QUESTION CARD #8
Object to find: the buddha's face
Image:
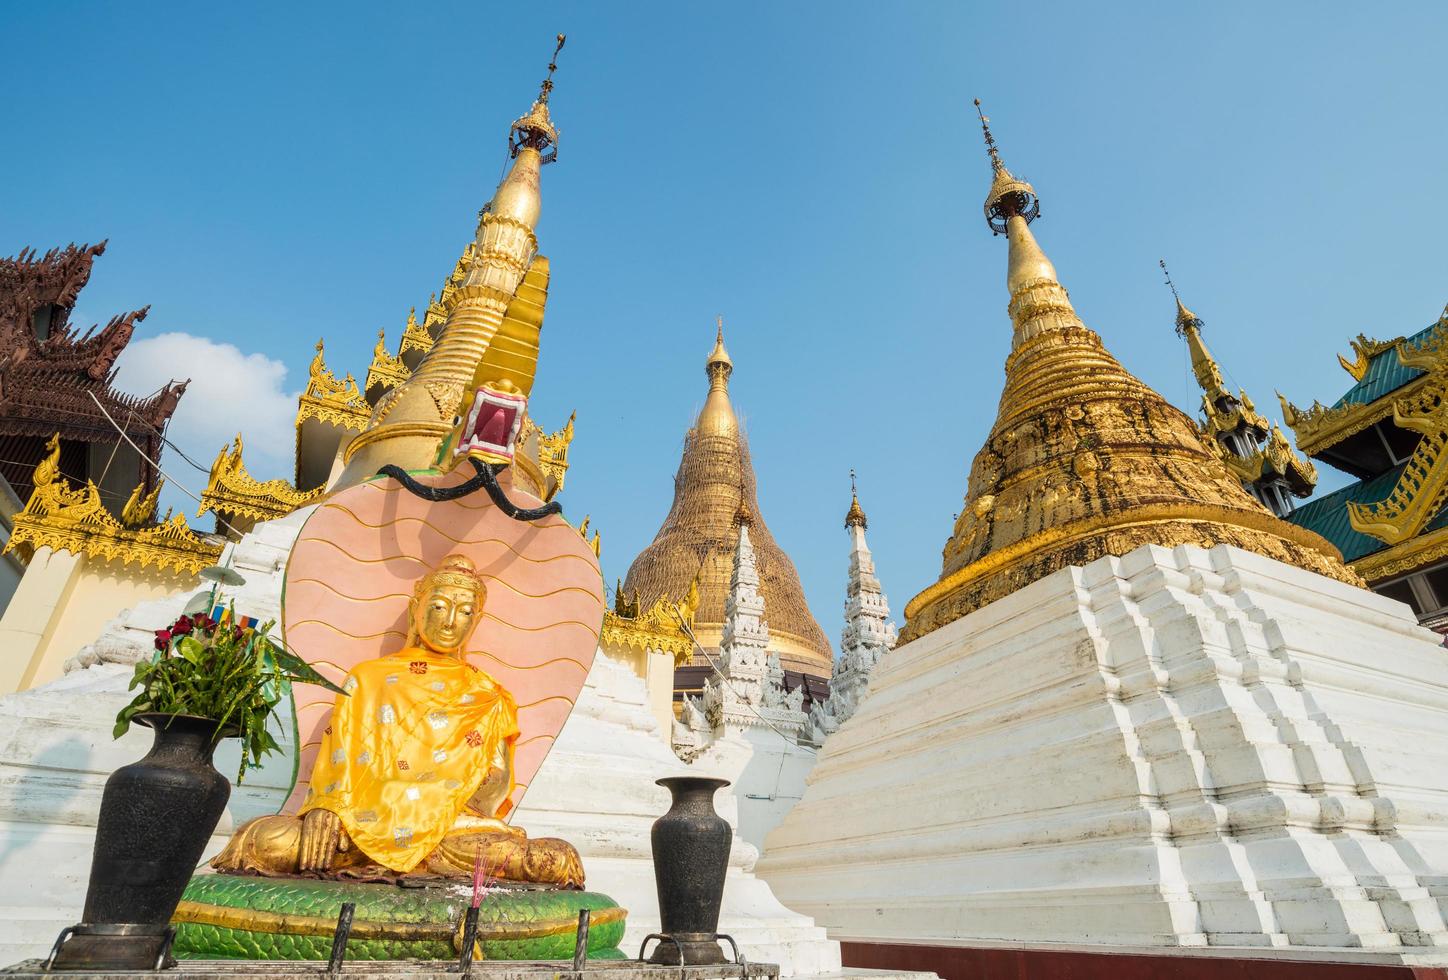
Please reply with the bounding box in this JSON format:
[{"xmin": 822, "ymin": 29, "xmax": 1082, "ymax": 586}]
[{"xmin": 413, "ymin": 583, "xmax": 481, "ymax": 655}]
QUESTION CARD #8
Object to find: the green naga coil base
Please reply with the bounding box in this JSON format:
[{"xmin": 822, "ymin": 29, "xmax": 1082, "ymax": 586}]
[{"xmin": 172, "ymin": 875, "xmax": 627, "ymax": 961}]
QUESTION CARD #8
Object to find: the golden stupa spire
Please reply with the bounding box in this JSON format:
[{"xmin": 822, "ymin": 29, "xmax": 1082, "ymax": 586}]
[
  {"xmin": 698, "ymin": 315, "xmax": 737, "ymax": 437},
  {"xmin": 622, "ymin": 325, "xmax": 832, "ymax": 677},
  {"xmin": 1160, "ymin": 259, "xmax": 1230, "ymax": 407},
  {"xmin": 974, "ymin": 100, "xmax": 1078, "ymax": 349},
  {"xmin": 899, "ymin": 104, "xmax": 1358, "ymax": 641},
  {"xmin": 334, "ymin": 35, "xmax": 566, "ymax": 490},
  {"xmin": 845, "ymin": 469, "xmax": 867, "ymax": 529}
]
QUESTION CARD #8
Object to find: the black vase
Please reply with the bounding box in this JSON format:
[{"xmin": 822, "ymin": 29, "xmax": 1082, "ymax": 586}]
[
  {"xmin": 82, "ymin": 713, "xmax": 233, "ymax": 926},
  {"xmin": 648, "ymin": 776, "xmax": 732, "ymax": 966}
]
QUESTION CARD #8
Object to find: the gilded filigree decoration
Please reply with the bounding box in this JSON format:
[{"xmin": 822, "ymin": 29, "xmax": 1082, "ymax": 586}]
[
  {"xmin": 364, "ymin": 329, "xmax": 410, "ymax": 396},
  {"xmin": 1202, "ymin": 422, "xmax": 1317, "ymax": 493},
  {"xmin": 296, "ymin": 339, "xmax": 369, "ymax": 433},
  {"xmin": 398, "ymin": 307, "xmax": 433, "ymax": 357},
  {"xmin": 1346, "ymin": 318, "xmax": 1448, "ymax": 545},
  {"xmin": 1338, "ymin": 333, "xmax": 1404, "ymax": 381},
  {"xmin": 199, "ymin": 435, "xmax": 323, "ymax": 524},
  {"xmin": 601, "ymin": 579, "xmax": 700, "ymax": 668},
  {"xmin": 5, "ymin": 434, "xmax": 221, "ymax": 576},
  {"xmin": 536, "ymin": 412, "xmax": 574, "ymax": 498},
  {"xmin": 1277, "ymin": 390, "xmax": 1402, "ymax": 457},
  {"xmin": 1352, "ymin": 524, "xmax": 1448, "ymax": 584},
  {"xmin": 424, "ymin": 245, "xmax": 476, "ymax": 330}
]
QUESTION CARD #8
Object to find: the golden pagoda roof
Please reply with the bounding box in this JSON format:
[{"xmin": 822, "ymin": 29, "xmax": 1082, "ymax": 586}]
[
  {"xmin": 199, "ymin": 435, "xmax": 323, "ymax": 525},
  {"xmin": 296, "ymin": 339, "xmax": 369, "ymax": 434},
  {"xmin": 622, "ymin": 326, "xmax": 833, "ymax": 677},
  {"xmin": 5, "ymin": 434, "xmax": 221, "ymax": 576},
  {"xmin": 602, "ymin": 578, "xmax": 700, "ymax": 668},
  {"xmin": 901, "ymin": 111, "xmax": 1359, "ymax": 641},
  {"xmin": 364, "ymin": 328, "xmax": 411, "ymax": 397},
  {"xmin": 845, "ymin": 470, "xmax": 867, "ymax": 528}
]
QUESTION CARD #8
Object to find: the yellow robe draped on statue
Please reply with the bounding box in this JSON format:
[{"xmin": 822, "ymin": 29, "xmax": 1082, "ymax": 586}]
[{"xmin": 299, "ymin": 648, "xmax": 519, "ymax": 873}]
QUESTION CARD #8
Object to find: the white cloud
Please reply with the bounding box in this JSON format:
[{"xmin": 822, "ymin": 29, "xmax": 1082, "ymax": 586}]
[{"xmin": 113, "ymin": 332, "xmax": 299, "ymax": 507}]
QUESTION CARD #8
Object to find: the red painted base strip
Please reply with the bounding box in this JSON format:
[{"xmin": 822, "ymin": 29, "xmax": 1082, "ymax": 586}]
[{"xmin": 841, "ymin": 940, "xmax": 1448, "ymax": 980}]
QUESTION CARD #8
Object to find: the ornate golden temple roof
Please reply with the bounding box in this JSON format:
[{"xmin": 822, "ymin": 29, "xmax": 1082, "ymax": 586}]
[
  {"xmin": 900, "ymin": 106, "xmax": 1359, "ymax": 641},
  {"xmin": 199, "ymin": 435, "xmax": 323, "ymax": 529},
  {"xmin": 621, "ymin": 323, "xmax": 833, "ymax": 677},
  {"xmin": 5, "ymin": 434, "xmax": 222, "ymax": 576}
]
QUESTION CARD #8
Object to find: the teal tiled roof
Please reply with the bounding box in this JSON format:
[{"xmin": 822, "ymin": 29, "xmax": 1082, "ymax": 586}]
[
  {"xmin": 1289, "ymin": 465, "xmax": 1448, "ymax": 563},
  {"xmin": 1333, "ymin": 324, "xmax": 1436, "ymax": 409},
  {"xmin": 1288, "ymin": 468, "xmax": 1400, "ymax": 562}
]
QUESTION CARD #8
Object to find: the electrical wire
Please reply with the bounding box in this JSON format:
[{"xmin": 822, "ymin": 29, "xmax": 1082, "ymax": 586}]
[
  {"xmin": 671, "ymin": 608, "xmax": 817, "ymax": 755},
  {"xmin": 86, "ymin": 390, "xmax": 247, "ymax": 540}
]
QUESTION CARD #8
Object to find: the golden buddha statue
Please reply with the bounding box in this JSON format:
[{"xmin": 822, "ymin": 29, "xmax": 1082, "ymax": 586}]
[{"xmin": 212, "ymin": 554, "xmax": 584, "ymax": 887}]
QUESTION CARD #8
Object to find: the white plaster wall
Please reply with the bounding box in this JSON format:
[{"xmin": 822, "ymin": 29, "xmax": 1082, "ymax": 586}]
[
  {"xmin": 758, "ymin": 543, "xmax": 1448, "ymax": 953},
  {"xmin": 685, "ymin": 727, "xmax": 818, "ymax": 851}
]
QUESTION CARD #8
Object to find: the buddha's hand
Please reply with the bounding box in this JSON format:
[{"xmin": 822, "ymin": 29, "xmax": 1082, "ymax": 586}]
[{"xmin": 298, "ymin": 809, "xmax": 347, "ymax": 871}]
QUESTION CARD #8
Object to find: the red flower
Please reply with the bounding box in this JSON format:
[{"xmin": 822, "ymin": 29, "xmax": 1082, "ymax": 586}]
[
  {"xmin": 153, "ymin": 629, "xmax": 172, "ymax": 652},
  {"xmin": 191, "ymin": 613, "xmax": 216, "ymax": 632},
  {"xmin": 396, "ymin": 759, "xmax": 410, "ymax": 771},
  {"xmin": 409, "ymin": 661, "xmax": 428, "ymax": 674},
  {"xmin": 170, "ymin": 616, "xmax": 194, "ymax": 637},
  {"xmin": 464, "ymin": 730, "xmax": 483, "ymax": 748}
]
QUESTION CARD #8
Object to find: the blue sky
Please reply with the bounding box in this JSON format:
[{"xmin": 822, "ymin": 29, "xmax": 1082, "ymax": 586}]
[{"xmin": 5, "ymin": 2, "xmax": 1447, "ymax": 651}]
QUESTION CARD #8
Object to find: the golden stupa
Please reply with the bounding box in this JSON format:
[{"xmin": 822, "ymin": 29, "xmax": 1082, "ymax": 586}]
[
  {"xmin": 901, "ymin": 104, "xmax": 1357, "ymax": 641},
  {"xmin": 622, "ymin": 321, "xmax": 833, "ymax": 678}
]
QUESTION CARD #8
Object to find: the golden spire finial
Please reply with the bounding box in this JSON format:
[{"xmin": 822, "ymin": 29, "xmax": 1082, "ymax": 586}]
[
  {"xmin": 510, "ymin": 33, "xmax": 566, "ymax": 163},
  {"xmin": 538, "ymin": 34, "xmax": 566, "ymax": 104},
  {"xmin": 1160, "ymin": 259, "xmax": 1203, "ymax": 337},
  {"xmin": 698, "ymin": 317, "xmax": 738, "ymax": 437},
  {"xmin": 974, "ymin": 99, "xmax": 1005, "ymax": 175},
  {"xmin": 845, "ymin": 469, "xmax": 867, "ymax": 529},
  {"xmin": 706, "ymin": 315, "xmax": 733, "ymax": 379},
  {"xmin": 974, "ymin": 98, "xmax": 1039, "ymax": 234}
]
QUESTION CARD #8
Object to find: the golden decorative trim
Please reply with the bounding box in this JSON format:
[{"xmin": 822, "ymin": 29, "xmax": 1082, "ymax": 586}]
[
  {"xmin": 4, "ymin": 434, "xmax": 221, "ymax": 576},
  {"xmin": 1278, "ymin": 389, "xmax": 1406, "ymax": 457},
  {"xmin": 904, "ymin": 501, "xmax": 1358, "ymax": 642},
  {"xmin": 1345, "ymin": 321, "xmax": 1448, "ymax": 545},
  {"xmin": 1203, "ymin": 422, "xmax": 1317, "ymax": 492},
  {"xmin": 199, "ymin": 435, "xmax": 323, "ymax": 523},
  {"xmin": 1338, "ymin": 333, "xmax": 1404, "ymax": 381},
  {"xmin": 1351, "ymin": 524, "xmax": 1448, "ymax": 583},
  {"xmin": 603, "ymin": 579, "xmax": 699, "ymax": 668},
  {"xmin": 364, "ymin": 328, "xmax": 411, "ymax": 395},
  {"xmin": 296, "ymin": 339, "xmax": 369, "ymax": 434},
  {"xmin": 398, "ymin": 306, "xmax": 433, "ymax": 357}
]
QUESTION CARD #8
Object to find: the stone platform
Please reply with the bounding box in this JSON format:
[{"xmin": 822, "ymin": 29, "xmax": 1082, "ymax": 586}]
[
  {"xmin": 2, "ymin": 959, "xmax": 780, "ymax": 980},
  {"xmin": 841, "ymin": 938, "xmax": 1448, "ymax": 980},
  {"xmin": 1, "ymin": 963, "xmax": 932, "ymax": 980},
  {"xmin": 760, "ymin": 543, "xmax": 1448, "ymax": 952}
]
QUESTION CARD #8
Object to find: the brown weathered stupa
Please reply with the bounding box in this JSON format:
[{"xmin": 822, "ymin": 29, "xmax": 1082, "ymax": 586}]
[
  {"xmin": 901, "ymin": 105, "xmax": 1357, "ymax": 641},
  {"xmin": 623, "ymin": 322, "xmax": 833, "ymax": 679}
]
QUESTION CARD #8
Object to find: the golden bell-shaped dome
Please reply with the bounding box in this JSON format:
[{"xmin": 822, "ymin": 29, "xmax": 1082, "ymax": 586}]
[
  {"xmin": 901, "ymin": 113, "xmax": 1358, "ymax": 641},
  {"xmin": 622, "ymin": 324, "xmax": 832, "ymax": 677}
]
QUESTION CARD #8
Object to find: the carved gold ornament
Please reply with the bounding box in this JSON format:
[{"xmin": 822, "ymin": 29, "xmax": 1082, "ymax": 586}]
[
  {"xmin": 199, "ymin": 435, "xmax": 323, "ymax": 524},
  {"xmin": 5, "ymin": 434, "xmax": 221, "ymax": 576}
]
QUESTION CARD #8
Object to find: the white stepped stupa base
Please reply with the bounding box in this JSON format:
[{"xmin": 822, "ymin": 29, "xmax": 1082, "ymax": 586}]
[
  {"xmin": 0, "ymin": 511, "xmax": 840, "ymax": 975},
  {"xmin": 757, "ymin": 543, "xmax": 1448, "ymax": 958}
]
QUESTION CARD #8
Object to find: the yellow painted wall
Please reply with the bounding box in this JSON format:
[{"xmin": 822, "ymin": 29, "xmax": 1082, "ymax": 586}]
[{"xmin": 0, "ymin": 547, "xmax": 198, "ymax": 693}]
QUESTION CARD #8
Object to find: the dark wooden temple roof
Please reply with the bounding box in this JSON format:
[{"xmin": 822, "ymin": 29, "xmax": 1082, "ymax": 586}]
[{"xmin": 0, "ymin": 242, "xmax": 187, "ymax": 507}]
